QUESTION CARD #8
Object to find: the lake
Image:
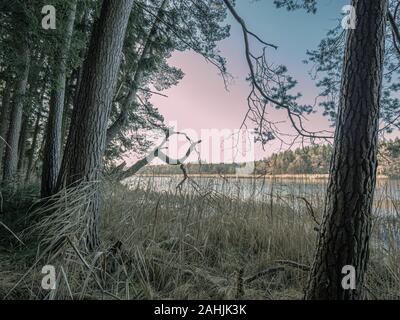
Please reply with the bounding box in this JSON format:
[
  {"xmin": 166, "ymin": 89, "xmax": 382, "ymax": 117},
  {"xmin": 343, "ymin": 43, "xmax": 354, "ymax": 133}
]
[{"xmin": 126, "ymin": 175, "xmax": 400, "ymax": 216}]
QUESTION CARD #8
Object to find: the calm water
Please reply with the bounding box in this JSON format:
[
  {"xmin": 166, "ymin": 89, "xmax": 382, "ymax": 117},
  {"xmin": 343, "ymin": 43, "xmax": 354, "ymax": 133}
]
[{"xmin": 126, "ymin": 176, "xmax": 400, "ymax": 215}]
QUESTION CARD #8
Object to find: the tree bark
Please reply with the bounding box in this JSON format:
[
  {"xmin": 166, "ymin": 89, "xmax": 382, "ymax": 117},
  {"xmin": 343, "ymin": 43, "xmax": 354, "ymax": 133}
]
[
  {"xmin": 106, "ymin": 0, "xmax": 169, "ymax": 146},
  {"xmin": 0, "ymin": 79, "xmax": 12, "ymax": 175},
  {"xmin": 60, "ymin": 76, "xmax": 75, "ymax": 155},
  {"xmin": 41, "ymin": 0, "xmax": 77, "ymax": 198},
  {"xmin": 17, "ymin": 114, "xmax": 28, "ymax": 173},
  {"xmin": 3, "ymin": 43, "xmax": 30, "ymax": 182},
  {"xmin": 305, "ymin": 0, "xmax": 387, "ymax": 300},
  {"xmin": 57, "ymin": 0, "xmax": 134, "ymax": 250},
  {"xmin": 25, "ymin": 110, "xmax": 42, "ymax": 182}
]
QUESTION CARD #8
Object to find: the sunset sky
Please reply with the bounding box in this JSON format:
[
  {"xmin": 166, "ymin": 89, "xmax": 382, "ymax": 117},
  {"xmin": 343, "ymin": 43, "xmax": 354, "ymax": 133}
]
[{"xmin": 146, "ymin": 0, "xmax": 396, "ymax": 164}]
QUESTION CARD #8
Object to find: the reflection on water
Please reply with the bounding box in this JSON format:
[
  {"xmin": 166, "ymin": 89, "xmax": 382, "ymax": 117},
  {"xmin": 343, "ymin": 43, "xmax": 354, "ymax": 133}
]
[{"xmin": 125, "ymin": 176, "xmax": 400, "ymax": 216}]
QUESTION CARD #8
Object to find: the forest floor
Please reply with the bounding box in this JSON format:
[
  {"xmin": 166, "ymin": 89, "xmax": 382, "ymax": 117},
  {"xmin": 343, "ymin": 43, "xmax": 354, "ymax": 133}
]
[{"xmin": 0, "ymin": 181, "xmax": 399, "ymax": 300}]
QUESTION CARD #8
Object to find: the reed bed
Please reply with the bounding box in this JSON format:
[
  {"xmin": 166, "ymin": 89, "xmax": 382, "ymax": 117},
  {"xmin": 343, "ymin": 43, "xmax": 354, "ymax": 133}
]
[{"xmin": 0, "ymin": 177, "xmax": 399, "ymax": 300}]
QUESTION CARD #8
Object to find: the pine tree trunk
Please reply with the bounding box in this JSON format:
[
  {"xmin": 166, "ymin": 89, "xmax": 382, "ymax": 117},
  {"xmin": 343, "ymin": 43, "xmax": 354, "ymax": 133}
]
[
  {"xmin": 3, "ymin": 43, "xmax": 30, "ymax": 182},
  {"xmin": 57, "ymin": 0, "xmax": 134, "ymax": 250},
  {"xmin": 106, "ymin": 0, "xmax": 169, "ymax": 146},
  {"xmin": 41, "ymin": 0, "xmax": 77, "ymax": 198},
  {"xmin": 305, "ymin": 0, "xmax": 387, "ymax": 300},
  {"xmin": 60, "ymin": 76, "xmax": 75, "ymax": 155},
  {"xmin": 17, "ymin": 114, "xmax": 28, "ymax": 174},
  {"xmin": 25, "ymin": 110, "xmax": 42, "ymax": 182},
  {"xmin": 0, "ymin": 79, "xmax": 12, "ymax": 175}
]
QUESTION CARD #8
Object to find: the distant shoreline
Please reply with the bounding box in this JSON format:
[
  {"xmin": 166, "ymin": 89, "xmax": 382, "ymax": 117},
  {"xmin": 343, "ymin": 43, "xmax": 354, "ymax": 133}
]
[{"xmin": 136, "ymin": 173, "xmax": 392, "ymax": 180}]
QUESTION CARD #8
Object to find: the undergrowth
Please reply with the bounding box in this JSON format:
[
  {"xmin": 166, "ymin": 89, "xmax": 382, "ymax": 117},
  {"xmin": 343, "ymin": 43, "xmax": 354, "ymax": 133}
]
[{"xmin": 0, "ymin": 179, "xmax": 399, "ymax": 300}]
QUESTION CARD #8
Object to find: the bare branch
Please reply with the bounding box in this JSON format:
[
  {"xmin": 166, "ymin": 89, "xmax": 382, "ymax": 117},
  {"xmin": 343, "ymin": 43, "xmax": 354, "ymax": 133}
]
[
  {"xmin": 114, "ymin": 129, "xmax": 201, "ymax": 181},
  {"xmin": 223, "ymin": 0, "xmax": 333, "ymax": 144}
]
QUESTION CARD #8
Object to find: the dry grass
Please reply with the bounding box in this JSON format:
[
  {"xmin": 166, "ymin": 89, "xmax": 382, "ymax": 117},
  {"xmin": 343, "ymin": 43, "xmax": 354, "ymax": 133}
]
[{"xmin": 0, "ymin": 178, "xmax": 399, "ymax": 300}]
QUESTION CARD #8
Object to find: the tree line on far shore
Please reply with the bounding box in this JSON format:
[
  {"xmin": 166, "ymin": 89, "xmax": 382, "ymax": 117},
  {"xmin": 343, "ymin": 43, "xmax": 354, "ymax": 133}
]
[{"xmin": 141, "ymin": 139, "xmax": 400, "ymax": 178}]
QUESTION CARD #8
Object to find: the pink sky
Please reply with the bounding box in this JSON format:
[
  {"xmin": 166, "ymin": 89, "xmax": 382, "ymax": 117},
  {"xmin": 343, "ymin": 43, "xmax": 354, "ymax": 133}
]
[
  {"xmin": 144, "ymin": 1, "xmax": 400, "ymax": 164},
  {"xmin": 150, "ymin": 50, "xmax": 332, "ymax": 163}
]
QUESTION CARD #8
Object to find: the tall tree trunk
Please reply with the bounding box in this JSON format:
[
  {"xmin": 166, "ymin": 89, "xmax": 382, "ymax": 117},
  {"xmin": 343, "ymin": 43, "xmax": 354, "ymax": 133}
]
[
  {"xmin": 57, "ymin": 0, "xmax": 134, "ymax": 250},
  {"xmin": 3, "ymin": 43, "xmax": 30, "ymax": 182},
  {"xmin": 106, "ymin": 0, "xmax": 169, "ymax": 146},
  {"xmin": 305, "ymin": 0, "xmax": 387, "ymax": 300},
  {"xmin": 0, "ymin": 79, "xmax": 12, "ymax": 175},
  {"xmin": 25, "ymin": 110, "xmax": 42, "ymax": 182},
  {"xmin": 41, "ymin": 0, "xmax": 77, "ymax": 198},
  {"xmin": 61, "ymin": 10, "xmax": 90, "ymax": 158},
  {"xmin": 60, "ymin": 76, "xmax": 75, "ymax": 154},
  {"xmin": 17, "ymin": 114, "xmax": 28, "ymax": 173}
]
